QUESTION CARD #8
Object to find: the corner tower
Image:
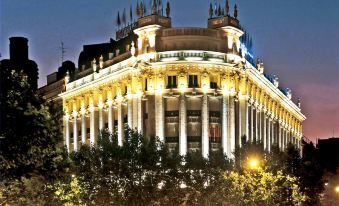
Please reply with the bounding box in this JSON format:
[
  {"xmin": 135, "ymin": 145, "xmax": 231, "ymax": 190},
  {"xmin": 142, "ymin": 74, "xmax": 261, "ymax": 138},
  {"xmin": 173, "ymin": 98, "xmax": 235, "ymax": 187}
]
[{"xmin": 134, "ymin": 0, "xmax": 172, "ymax": 58}]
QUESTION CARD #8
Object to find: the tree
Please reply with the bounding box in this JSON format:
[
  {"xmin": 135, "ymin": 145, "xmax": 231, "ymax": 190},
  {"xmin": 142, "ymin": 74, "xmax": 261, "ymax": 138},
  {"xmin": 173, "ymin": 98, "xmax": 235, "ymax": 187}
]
[
  {"xmin": 221, "ymin": 170, "xmax": 307, "ymax": 206},
  {"xmin": 0, "ymin": 70, "xmax": 65, "ymax": 179},
  {"xmin": 0, "ymin": 70, "xmax": 67, "ymax": 205},
  {"xmin": 233, "ymin": 136, "xmax": 265, "ymax": 172},
  {"xmin": 299, "ymin": 142, "xmax": 324, "ymax": 206}
]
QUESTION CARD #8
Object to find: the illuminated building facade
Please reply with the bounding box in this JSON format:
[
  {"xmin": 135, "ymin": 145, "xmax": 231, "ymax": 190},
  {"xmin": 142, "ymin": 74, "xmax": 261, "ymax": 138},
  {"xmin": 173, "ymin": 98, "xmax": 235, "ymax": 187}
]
[{"xmin": 59, "ymin": 1, "xmax": 305, "ymax": 158}]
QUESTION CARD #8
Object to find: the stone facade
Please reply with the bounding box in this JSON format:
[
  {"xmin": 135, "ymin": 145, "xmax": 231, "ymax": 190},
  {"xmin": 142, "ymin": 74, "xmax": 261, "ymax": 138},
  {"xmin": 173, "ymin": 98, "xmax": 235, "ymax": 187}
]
[{"xmin": 58, "ymin": 8, "xmax": 305, "ymax": 158}]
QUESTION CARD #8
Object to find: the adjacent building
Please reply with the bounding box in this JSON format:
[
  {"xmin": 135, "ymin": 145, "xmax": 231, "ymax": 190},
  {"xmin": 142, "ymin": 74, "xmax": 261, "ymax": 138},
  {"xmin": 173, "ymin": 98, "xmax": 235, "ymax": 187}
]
[
  {"xmin": 0, "ymin": 37, "xmax": 39, "ymax": 134},
  {"xmin": 317, "ymin": 137, "xmax": 339, "ymax": 172},
  {"xmin": 45, "ymin": 1, "xmax": 305, "ymax": 158}
]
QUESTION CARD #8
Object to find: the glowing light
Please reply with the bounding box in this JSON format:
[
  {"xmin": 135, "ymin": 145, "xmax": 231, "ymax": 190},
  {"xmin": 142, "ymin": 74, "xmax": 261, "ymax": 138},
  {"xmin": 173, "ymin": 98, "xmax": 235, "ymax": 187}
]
[
  {"xmin": 80, "ymin": 107, "xmax": 86, "ymax": 115},
  {"xmin": 222, "ymin": 85, "xmax": 229, "ymax": 95},
  {"xmin": 160, "ymin": 57, "xmax": 179, "ymax": 62},
  {"xmin": 156, "ymin": 84, "xmax": 164, "ymax": 95},
  {"xmin": 185, "ymin": 57, "xmax": 203, "ymax": 61},
  {"xmin": 107, "ymin": 98, "xmax": 113, "ymax": 106},
  {"xmin": 138, "ymin": 38, "xmax": 143, "ymax": 50},
  {"xmin": 65, "ymin": 113, "xmax": 70, "ymax": 120},
  {"xmin": 126, "ymin": 93, "xmax": 133, "ymax": 99},
  {"xmin": 227, "ymin": 37, "xmax": 233, "ymax": 49},
  {"xmin": 89, "ymin": 104, "xmax": 95, "ymax": 112},
  {"xmin": 202, "ymin": 83, "xmax": 209, "ymax": 93},
  {"xmin": 98, "ymin": 100, "xmax": 104, "ymax": 109},
  {"xmin": 249, "ymin": 159, "xmax": 258, "ymax": 169},
  {"xmin": 72, "ymin": 111, "xmax": 78, "ymax": 117},
  {"xmin": 136, "ymin": 90, "xmax": 143, "ymax": 97},
  {"xmin": 336, "ymin": 186, "xmax": 339, "ymax": 193},
  {"xmin": 149, "ymin": 34, "xmax": 156, "ymax": 48},
  {"xmin": 131, "ymin": 41, "xmax": 136, "ymax": 56},
  {"xmin": 179, "ymin": 83, "xmax": 186, "ymax": 93},
  {"xmin": 230, "ymin": 87, "xmax": 236, "ymax": 95},
  {"xmin": 116, "ymin": 95, "xmax": 123, "ymax": 103},
  {"xmin": 247, "ymin": 157, "xmax": 260, "ymax": 170}
]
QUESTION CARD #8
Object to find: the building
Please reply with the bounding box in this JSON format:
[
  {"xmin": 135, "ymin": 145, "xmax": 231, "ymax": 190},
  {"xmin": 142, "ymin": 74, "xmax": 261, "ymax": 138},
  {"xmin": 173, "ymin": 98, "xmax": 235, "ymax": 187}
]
[
  {"xmin": 38, "ymin": 60, "xmax": 75, "ymax": 104},
  {"xmin": 317, "ymin": 137, "xmax": 339, "ymax": 172},
  {"xmin": 56, "ymin": 1, "xmax": 305, "ymax": 158},
  {"xmin": 0, "ymin": 37, "xmax": 39, "ymax": 134}
]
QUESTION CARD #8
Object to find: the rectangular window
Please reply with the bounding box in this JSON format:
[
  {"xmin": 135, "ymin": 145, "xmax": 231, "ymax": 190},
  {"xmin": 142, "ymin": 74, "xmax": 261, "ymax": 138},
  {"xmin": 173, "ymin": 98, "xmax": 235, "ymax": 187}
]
[
  {"xmin": 167, "ymin": 76, "xmax": 177, "ymax": 88},
  {"xmin": 188, "ymin": 75, "xmax": 198, "ymax": 88},
  {"xmin": 210, "ymin": 82, "xmax": 217, "ymax": 89},
  {"xmin": 210, "ymin": 75, "xmax": 217, "ymax": 89}
]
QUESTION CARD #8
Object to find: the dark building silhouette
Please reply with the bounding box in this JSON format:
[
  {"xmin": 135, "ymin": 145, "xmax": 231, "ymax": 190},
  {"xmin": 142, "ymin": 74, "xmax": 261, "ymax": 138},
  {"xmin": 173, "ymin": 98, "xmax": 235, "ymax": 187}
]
[
  {"xmin": 38, "ymin": 60, "xmax": 75, "ymax": 103},
  {"xmin": 317, "ymin": 137, "xmax": 339, "ymax": 172},
  {"xmin": 76, "ymin": 34, "xmax": 137, "ymax": 79},
  {"xmin": 0, "ymin": 37, "xmax": 39, "ymax": 134}
]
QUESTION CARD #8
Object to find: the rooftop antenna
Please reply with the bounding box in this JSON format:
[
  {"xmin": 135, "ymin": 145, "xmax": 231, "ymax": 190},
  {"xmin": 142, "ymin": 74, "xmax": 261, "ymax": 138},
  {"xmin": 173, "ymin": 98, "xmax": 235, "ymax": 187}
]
[{"xmin": 60, "ymin": 42, "xmax": 66, "ymax": 65}]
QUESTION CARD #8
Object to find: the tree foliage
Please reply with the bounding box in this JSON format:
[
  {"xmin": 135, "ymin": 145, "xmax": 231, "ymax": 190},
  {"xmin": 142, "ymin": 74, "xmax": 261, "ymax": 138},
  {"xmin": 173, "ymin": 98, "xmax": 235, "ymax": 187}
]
[
  {"xmin": 0, "ymin": 73, "xmax": 324, "ymax": 205},
  {"xmin": 0, "ymin": 71, "xmax": 66, "ymax": 179},
  {"xmin": 221, "ymin": 170, "xmax": 306, "ymax": 206},
  {"xmin": 0, "ymin": 70, "xmax": 68, "ymax": 205}
]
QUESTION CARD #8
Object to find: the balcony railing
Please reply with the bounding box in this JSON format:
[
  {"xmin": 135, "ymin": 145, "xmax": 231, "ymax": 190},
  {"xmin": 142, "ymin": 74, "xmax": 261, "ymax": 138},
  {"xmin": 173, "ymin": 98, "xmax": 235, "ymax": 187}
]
[
  {"xmin": 187, "ymin": 110, "xmax": 201, "ymax": 116},
  {"xmin": 165, "ymin": 110, "xmax": 179, "ymax": 117}
]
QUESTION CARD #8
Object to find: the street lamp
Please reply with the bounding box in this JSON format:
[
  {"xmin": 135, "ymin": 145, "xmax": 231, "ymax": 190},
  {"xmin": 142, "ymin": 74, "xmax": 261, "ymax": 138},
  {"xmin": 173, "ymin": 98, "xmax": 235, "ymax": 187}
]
[
  {"xmin": 247, "ymin": 157, "xmax": 260, "ymax": 170},
  {"xmin": 335, "ymin": 186, "xmax": 339, "ymax": 203}
]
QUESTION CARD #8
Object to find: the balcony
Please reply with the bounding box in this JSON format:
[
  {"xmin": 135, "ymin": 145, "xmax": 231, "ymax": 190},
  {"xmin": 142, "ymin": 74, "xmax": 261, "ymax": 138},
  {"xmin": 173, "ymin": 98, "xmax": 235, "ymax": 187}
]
[{"xmin": 187, "ymin": 110, "xmax": 201, "ymax": 117}]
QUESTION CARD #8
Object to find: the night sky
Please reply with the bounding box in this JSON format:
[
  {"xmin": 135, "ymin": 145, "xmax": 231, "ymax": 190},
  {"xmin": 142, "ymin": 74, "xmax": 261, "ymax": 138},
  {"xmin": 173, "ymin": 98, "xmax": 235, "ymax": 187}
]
[{"xmin": 1, "ymin": 0, "xmax": 339, "ymax": 141}]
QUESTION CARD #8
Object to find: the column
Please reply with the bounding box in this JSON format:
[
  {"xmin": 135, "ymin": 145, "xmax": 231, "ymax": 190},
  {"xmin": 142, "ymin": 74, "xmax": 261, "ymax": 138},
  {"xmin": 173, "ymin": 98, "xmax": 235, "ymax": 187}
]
[
  {"xmin": 282, "ymin": 129, "xmax": 286, "ymax": 150},
  {"xmin": 127, "ymin": 98, "xmax": 133, "ymax": 129},
  {"xmin": 284, "ymin": 128, "xmax": 288, "ymax": 149},
  {"xmin": 179, "ymin": 94, "xmax": 187, "ymax": 156},
  {"xmin": 201, "ymin": 94, "xmax": 209, "ymax": 158},
  {"xmin": 262, "ymin": 113, "xmax": 267, "ymax": 150},
  {"xmin": 73, "ymin": 116, "xmax": 78, "ymax": 152},
  {"xmin": 108, "ymin": 104, "xmax": 114, "ymax": 134},
  {"xmin": 64, "ymin": 116, "xmax": 70, "ymax": 153},
  {"xmin": 137, "ymin": 96, "xmax": 143, "ymax": 134},
  {"xmin": 155, "ymin": 93, "xmax": 164, "ymax": 142},
  {"xmin": 253, "ymin": 107, "xmax": 257, "ymax": 142},
  {"xmin": 257, "ymin": 109, "xmax": 261, "ymax": 143},
  {"xmin": 117, "ymin": 101, "xmax": 124, "ymax": 146},
  {"xmin": 222, "ymin": 94, "xmax": 229, "ymax": 156},
  {"xmin": 278, "ymin": 125, "xmax": 282, "ymax": 149},
  {"xmin": 81, "ymin": 113, "xmax": 86, "ymax": 144},
  {"xmin": 131, "ymin": 96, "xmax": 137, "ymax": 130},
  {"xmin": 229, "ymin": 96, "xmax": 236, "ymax": 158},
  {"xmin": 271, "ymin": 120, "xmax": 275, "ymax": 145},
  {"xmin": 267, "ymin": 118, "xmax": 271, "ymax": 151},
  {"xmin": 249, "ymin": 105, "xmax": 254, "ymax": 142},
  {"xmin": 99, "ymin": 107, "xmax": 104, "ymax": 131},
  {"xmin": 90, "ymin": 109, "xmax": 97, "ymax": 145},
  {"xmin": 239, "ymin": 96, "xmax": 248, "ymax": 143}
]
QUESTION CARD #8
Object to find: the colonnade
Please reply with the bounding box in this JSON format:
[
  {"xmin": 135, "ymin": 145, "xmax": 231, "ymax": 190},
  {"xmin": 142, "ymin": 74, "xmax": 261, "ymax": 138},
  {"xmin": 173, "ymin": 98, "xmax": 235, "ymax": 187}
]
[{"xmin": 64, "ymin": 92, "xmax": 301, "ymax": 158}]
